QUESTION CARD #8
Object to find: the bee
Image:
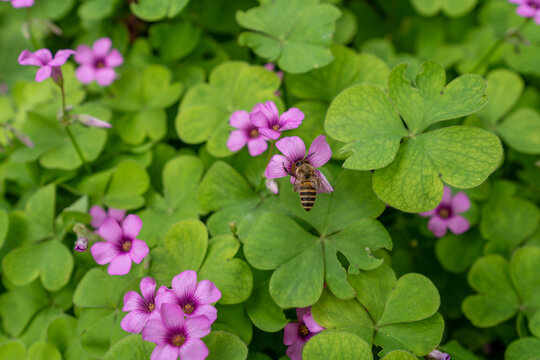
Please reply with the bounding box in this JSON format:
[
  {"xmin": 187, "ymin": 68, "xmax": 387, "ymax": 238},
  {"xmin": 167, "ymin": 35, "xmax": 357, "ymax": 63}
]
[{"xmin": 286, "ymin": 160, "xmax": 321, "ymax": 211}]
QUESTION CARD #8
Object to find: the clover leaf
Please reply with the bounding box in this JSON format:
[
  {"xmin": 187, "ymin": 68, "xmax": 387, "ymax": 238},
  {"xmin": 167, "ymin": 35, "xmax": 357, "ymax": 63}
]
[
  {"xmin": 505, "ymin": 338, "xmax": 540, "ymax": 360},
  {"xmin": 236, "ymin": 0, "xmax": 341, "ymax": 74},
  {"xmin": 462, "ymin": 247, "xmax": 540, "ymax": 327},
  {"xmin": 312, "ymin": 264, "xmax": 444, "ymax": 356},
  {"xmin": 103, "ymin": 335, "xmax": 154, "ymax": 360},
  {"xmin": 204, "ymin": 331, "xmax": 248, "ymax": 360},
  {"xmin": 176, "ymin": 62, "xmax": 280, "ymax": 157},
  {"xmin": 245, "ymin": 271, "xmax": 288, "ymax": 333},
  {"xmin": 130, "ymin": 0, "xmax": 190, "ymax": 22},
  {"xmin": 410, "ymin": 0, "xmax": 478, "ymax": 17},
  {"xmin": 302, "ymin": 331, "xmax": 372, "ymax": 360},
  {"xmin": 326, "ymin": 62, "xmax": 502, "ymax": 212}
]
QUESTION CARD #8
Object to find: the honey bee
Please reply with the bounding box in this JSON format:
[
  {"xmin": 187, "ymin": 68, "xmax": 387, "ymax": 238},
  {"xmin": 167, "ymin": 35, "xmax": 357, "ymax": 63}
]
[{"xmin": 286, "ymin": 160, "xmax": 321, "ymax": 211}]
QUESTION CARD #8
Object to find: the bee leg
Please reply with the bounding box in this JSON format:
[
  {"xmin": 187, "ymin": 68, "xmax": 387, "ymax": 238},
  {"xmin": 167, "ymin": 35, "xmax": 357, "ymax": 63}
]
[{"xmin": 283, "ymin": 163, "xmax": 294, "ymax": 177}]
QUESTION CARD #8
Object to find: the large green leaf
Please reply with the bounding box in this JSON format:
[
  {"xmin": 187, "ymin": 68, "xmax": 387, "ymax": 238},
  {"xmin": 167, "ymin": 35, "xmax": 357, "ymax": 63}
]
[
  {"xmin": 103, "ymin": 335, "xmax": 154, "ymax": 360},
  {"xmin": 204, "ymin": 331, "xmax": 248, "ymax": 360},
  {"xmin": 302, "ymin": 331, "xmax": 372, "ymax": 360},
  {"xmin": 236, "ymin": 0, "xmax": 341, "ymax": 73},
  {"xmin": 176, "ymin": 62, "xmax": 280, "ymax": 157},
  {"xmin": 104, "ymin": 161, "xmax": 150, "ymax": 210}
]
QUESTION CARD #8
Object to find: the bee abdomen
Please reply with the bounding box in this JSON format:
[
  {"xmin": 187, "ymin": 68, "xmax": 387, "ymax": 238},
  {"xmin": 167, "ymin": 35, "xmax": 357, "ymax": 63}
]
[{"xmin": 299, "ymin": 188, "xmax": 317, "ymax": 211}]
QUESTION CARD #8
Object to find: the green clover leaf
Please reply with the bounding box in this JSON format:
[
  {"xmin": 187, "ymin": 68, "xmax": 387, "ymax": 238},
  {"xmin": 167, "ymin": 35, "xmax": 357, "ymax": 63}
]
[
  {"xmin": 130, "ymin": 0, "xmax": 190, "ymax": 22},
  {"xmin": 103, "ymin": 335, "xmax": 154, "ymax": 360},
  {"xmin": 462, "ymin": 247, "xmax": 540, "ymax": 327},
  {"xmin": 410, "ymin": 0, "xmax": 478, "ymax": 17},
  {"xmin": 302, "ymin": 331, "xmax": 372, "ymax": 360},
  {"xmin": 203, "ymin": 331, "xmax": 248, "ymax": 360},
  {"xmin": 176, "ymin": 62, "xmax": 280, "ymax": 157},
  {"xmin": 505, "ymin": 338, "xmax": 540, "ymax": 360},
  {"xmin": 236, "ymin": 0, "xmax": 341, "ymax": 74}
]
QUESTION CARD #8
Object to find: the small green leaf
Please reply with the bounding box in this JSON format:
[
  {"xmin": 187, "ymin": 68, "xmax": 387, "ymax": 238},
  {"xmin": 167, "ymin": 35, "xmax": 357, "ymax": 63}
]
[
  {"xmin": 0, "ymin": 210, "xmax": 8, "ymax": 250},
  {"xmin": 505, "ymin": 338, "xmax": 540, "ymax": 360},
  {"xmin": 104, "ymin": 335, "xmax": 155, "ymax": 360},
  {"xmin": 302, "ymin": 331, "xmax": 372, "ymax": 360},
  {"xmin": 0, "ymin": 341, "xmax": 26, "ymax": 360},
  {"xmin": 149, "ymin": 19, "xmax": 201, "ymax": 61},
  {"xmin": 380, "ymin": 351, "xmax": 418, "ymax": 360},
  {"xmin": 435, "ymin": 230, "xmax": 485, "ymax": 273},
  {"xmin": 0, "ymin": 282, "xmax": 48, "ymax": 337},
  {"xmin": 204, "ymin": 331, "xmax": 248, "ymax": 360},
  {"xmin": 476, "ymin": 69, "xmax": 524, "ymax": 124},
  {"xmin": 25, "ymin": 342, "xmax": 61, "ymax": 360},
  {"xmin": 25, "ymin": 184, "xmax": 55, "ymax": 242},
  {"xmin": 529, "ymin": 311, "xmax": 540, "ymax": 337},
  {"xmin": 104, "ymin": 161, "xmax": 150, "ymax": 210},
  {"xmin": 130, "ymin": 0, "xmax": 190, "ymax": 21},
  {"xmin": 246, "ymin": 273, "xmax": 288, "ymax": 333},
  {"xmin": 237, "ymin": 0, "xmax": 341, "ymax": 73},
  {"xmin": 498, "ymin": 108, "xmax": 540, "ymax": 154},
  {"xmin": 411, "ymin": 0, "xmax": 478, "ymax": 17}
]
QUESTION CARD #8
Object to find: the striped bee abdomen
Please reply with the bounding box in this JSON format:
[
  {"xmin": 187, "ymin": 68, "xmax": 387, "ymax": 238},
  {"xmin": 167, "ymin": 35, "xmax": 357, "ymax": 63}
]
[{"xmin": 299, "ymin": 183, "xmax": 317, "ymax": 211}]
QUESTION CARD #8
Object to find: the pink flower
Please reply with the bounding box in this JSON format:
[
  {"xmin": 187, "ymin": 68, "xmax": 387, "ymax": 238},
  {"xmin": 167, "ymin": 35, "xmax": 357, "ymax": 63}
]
[
  {"xmin": 1, "ymin": 0, "xmax": 34, "ymax": 8},
  {"xmin": 75, "ymin": 114, "xmax": 112, "ymax": 128},
  {"xmin": 251, "ymin": 101, "xmax": 304, "ymax": 140},
  {"xmin": 227, "ymin": 110, "xmax": 268, "ymax": 156},
  {"xmin": 419, "ymin": 187, "xmax": 470, "ymax": 238},
  {"xmin": 90, "ymin": 214, "xmax": 149, "ymax": 275},
  {"xmin": 74, "ymin": 237, "xmax": 89, "ymax": 252},
  {"xmin": 509, "ymin": 0, "xmax": 540, "ymax": 24},
  {"xmin": 74, "ymin": 37, "xmax": 124, "ymax": 86},
  {"xmin": 427, "ymin": 350, "xmax": 451, "ymax": 360},
  {"xmin": 143, "ymin": 303, "xmax": 211, "ymax": 360},
  {"xmin": 89, "ymin": 205, "xmax": 126, "ymax": 230},
  {"xmin": 265, "ymin": 135, "xmax": 334, "ymax": 193},
  {"xmin": 156, "ymin": 270, "xmax": 221, "ymax": 324},
  {"xmin": 121, "ymin": 277, "xmax": 164, "ymax": 334},
  {"xmin": 18, "ymin": 49, "xmax": 75, "ymax": 82},
  {"xmin": 283, "ymin": 307, "xmax": 325, "ymax": 360}
]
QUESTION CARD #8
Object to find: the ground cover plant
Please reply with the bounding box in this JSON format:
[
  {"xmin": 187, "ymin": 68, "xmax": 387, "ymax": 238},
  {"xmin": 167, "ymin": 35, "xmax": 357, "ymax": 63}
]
[{"xmin": 0, "ymin": 0, "xmax": 539, "ymax": 359}]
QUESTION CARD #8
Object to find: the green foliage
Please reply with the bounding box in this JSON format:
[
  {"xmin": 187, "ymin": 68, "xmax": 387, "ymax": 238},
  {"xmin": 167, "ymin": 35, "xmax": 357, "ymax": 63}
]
[
  {"xmin": 410, "ymin": 0, "xmax": 478, "ymax": 17},
  {"xmin": 130, "ymin": 0, "xmax": 190, "ymax": 22},
  {"xmin": 302, "ymin": 331, "xmax": 372, "ymax": 360}
]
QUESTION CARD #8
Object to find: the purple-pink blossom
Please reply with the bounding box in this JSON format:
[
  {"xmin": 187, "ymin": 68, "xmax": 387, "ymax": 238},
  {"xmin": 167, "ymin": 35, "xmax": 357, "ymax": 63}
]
[
  {"xmin": 427, "ymin": 349, "xmax": 451, "ymax": 360},
  {"xmin": 227, "ymin": 109, "xmax": 268, "ymax": 156},
  {"xmin": 283, "ymin": 307, "xmax": 325, "ymax": 360},
  {"xmin": 121, "ymin": 277, "xmax": 164, "ymax": 334},
  {"xmin": 419, "ymin": 187, "xmax": 470, "ymax": 238},
  {"xmin": 251, "ymin": 101, "xmax": 304, "ymax": 140},
  {"xmin": 90, "ymin": 214, "xmax": 149, "ymax": 275},
  {"xmin": 509, "ymin": 0, "xmax": 540, "ymax": 24},
  {"xmin": 74, "ymin": 37, "xmax": 124, "ymax": 87},
  {"xmin": 156, "ymin": 270, "xmax": 221, "ymax": 324},
  {"xmin": 74, "ymin": 237, "xmax": 89, "ymax": 252},
  {"xmin": 90, "ymin": 205, "xmax": 126, "ymax": 231},
  {"xmin": 0, "ymin": 0, "xmax": 34, "ymax": 8},
  {"xmin": 18, "ymin": 49, "xmax": 75, "ymax": 82},
  {"xmin": 265, "ymin": 135, "xmax": 334, "ymax": 193},
  {"xmin": 142, "ymin": 303, "xmax": 211, "ymax": 360}
]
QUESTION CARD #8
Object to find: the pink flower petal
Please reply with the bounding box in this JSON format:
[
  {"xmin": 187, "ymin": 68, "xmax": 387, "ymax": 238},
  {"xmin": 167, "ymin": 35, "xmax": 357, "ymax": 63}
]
[
  {"xmin": 49, "ymin": 49, "xmax": 75, "ymax": 66},
  {"xmin": 185, "ymin": 316, "xmax": 211, "ymax": 338},
  {"xmin": 151, "ymin": 344, "xmax": 180, "ymax": 360},
  {"xmin": 90, "ymin": 205, "xmax": 107, "ymax": 228},
  {"xmin": 99, "ymin": 218, "xmax": 123, "ymax": 244},
  {"xmin": 315, "ymin": 170, "xmax": 333, "ymax": 193},
  {"xmin": 229, "ymin": 110, "xmax": 251, "ymax": 129},
  {"xmin": 142, "ymin": 319, "xmax": 168, "ymax": 344},
  {"xmin": 95, "ymin": 67, "xmax": 117, "ymax": 86},
  {"xmin": 536, "ymin": 12, "xmax": 540, "ymax": 24},
  {"xmin": 286, "ymin": 339, "xmax": 305, "ymax": 360},
  {"xmin": 161, "ymin": 303, "xmax": 186, "ymax": 330},
  {"xmin": 276, "ymin": 136, "xmax": 306, "ymax": 162},
  {"xmin": 251, "ymin": 110, "xmax": 271, "ymax": 128},
  {"xmin": 440, "ymin": 187, "xmax": 452, "ymax": 206},
  {"xmin": 11, "ymin": 0, "xmax": 34, "ymax": 8},
  {"xmin": 129, "ymin": 239, "xmax": 149, "ymax": 264},
  {"xmin": 32, "ymin": 49, "xmax": 53, "ymax": 64},
  {"xmin": 123, "ymin": 290, "xmax": 143, "ymax": 311},
  {"xmin": 448, "ymin": 215, "xmax": 470, "ymax": 235},
  {"xmin": 303, "ymin": 313, "xmax": 324, "ymax": 333},
  {"xmin": 451, "ymin": 192, "xmax": 470, "ymax": 214},
  {"xmin": 140, "ymin": 277, "xmax": 156, "ymax": 302},
  {"xmin": 419, "ymin": 209, "xmax": 436, "ymax": 217},
  {"xmin": 105, "ymin": 49, "xmax": 123, "ymax": 67},
  {"xmin": 93, "ymin": 37, "xmax": 112, "ymax": 58},
  {"xmin": 120, "ymin": 310, "xmax": 149, "ymax": 334},
  {"xmin": 427, "ymin": 216, "xmax": 449, "ymax": 238},
  {"xmin": 90, "ymin": 241, "xmax": 118, "ymax": 265},
  {"xmin": 122, "ymin": 214, "xmax": 143, "ymax": 240},
  {"xmin": 259, "ymin": 101, "xmax": 280, "ymax": 123},
  {"xmin": 227, "ymin": 130, "xmax": 248, "ymax": 152},
  {"xmin": 307, "ymin": 135, "xmax": 332, "ymax": 168},
  {"xmin": 179, "ymin": 338, "xmax": 209, "ymax": 360},
  {"xmin": 172, "ymin": 270, "xmax": 198, "ymax": 299},
  {"xmin": 296, "ymin": 307, "xmax": 310, "ymax": 321},
  {"xmin": 35, "ymin": 66, "xmax": 52, "ymax": 82},
  {"xmin": 283, "ymin": 322, "xmax": 300, "ymax": 345},
  {"xmin": 259, "ymin": 127, "xmax": 281, "ymax": 140},
  {"xmin": 18, "ymin": 50, "xmax": 42, "ymax": 66},
  {"xmin": 76, "ymin": 64, "xmax": 96, "ymax": 84},
  {"xmin": 264, "ymin": 63, "xmax": 275, "ymax": 71},
  {"xmin": 278, "ymin": 108, "xmax": 304, "ymax": 131},
  {"xmin": 517, "ymin": 4, "xmax": 537, "ymax": 17},
  {"xmin": 247, "ymin": 137, "xmax": 268, "ymax": 156},
  {"xmin": 108, "ymin": 208, "xmax": 126, "ymax": 223},
  {"xmin": 265, "ymin": 154, "xmax": 291, "ymax": 178},
  {"xmin": 192, "ymin": 304, "xmax": 217, "ymax": 324},
  {"xmin": 74, "ymin": 45, "xmax": 94, "ymax": 64},
  {"xmin": 155, "ymin": 287, "xmax": 175, "ymax": 310},
  {"xmin": 194, "ymin": 280, "xmax": 221, "ymax": 304},
  {"xmin": 108, "ymin": 253, "xmax": 132, "ymax": 275}
]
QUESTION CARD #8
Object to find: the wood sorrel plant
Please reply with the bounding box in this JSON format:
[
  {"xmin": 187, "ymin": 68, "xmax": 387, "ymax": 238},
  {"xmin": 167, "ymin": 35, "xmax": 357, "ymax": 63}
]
[{"xmin": 0, "ymin": 0, "xmax": 539, "ymax": 359}]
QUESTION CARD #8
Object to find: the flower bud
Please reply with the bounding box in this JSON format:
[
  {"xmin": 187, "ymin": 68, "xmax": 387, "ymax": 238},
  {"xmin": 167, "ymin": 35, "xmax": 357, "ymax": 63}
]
[
  {"xmin": 265, "ymin": 179, "xmax": 279, "ymax": 194},
  {"xmin": 74, "ymin": 237, "xmax": 89, "ymax": 252}
]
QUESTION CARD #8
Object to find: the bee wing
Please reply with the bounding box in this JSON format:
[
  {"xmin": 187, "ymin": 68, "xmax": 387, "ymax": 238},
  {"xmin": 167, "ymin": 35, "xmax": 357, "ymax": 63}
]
[
  {"xmin": 291, "ymin": 176, "xmax": 302, "ymax": 192},
  {"xmin": 315, "ymin": 170, "xmax": 334, "ymax": 193}
]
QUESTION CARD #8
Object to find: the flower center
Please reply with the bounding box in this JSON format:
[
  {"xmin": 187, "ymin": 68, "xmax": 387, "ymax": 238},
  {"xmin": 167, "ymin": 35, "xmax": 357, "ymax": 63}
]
[
  {"xmin": 95, "ymin": 60, "xmax": 106, "ymax": 69},
  {"xmin": 438, "ymin": 207, "xmax": 450, "ymax": 219},
  {"xmin": 171, "ymin": 334, "xmax": 186, "ymax": 347},
  {"xmin": 527, "ymin": 1, "xmax": 539, "ymax": 9},
  {"xmin": 272, "ymin": 124, "xmax": 280, "ymax": 131},
  {"xmin": 299, "ymin": 325, "xmax": 309, "ymax": 336},
  {"xmin": 147, "ymin": 302, "xmax": 155, "ymax": 313},
  {"xmin": 183, "ymin": 303, "xmax": 195, "ymax": 314},
  {"xmin": 122, "ymin": 240, "xmax": 132, "ymax": 252},
  {"xmin": 249, "ymin": 128, "xmax": 259, "ymax": 138}
]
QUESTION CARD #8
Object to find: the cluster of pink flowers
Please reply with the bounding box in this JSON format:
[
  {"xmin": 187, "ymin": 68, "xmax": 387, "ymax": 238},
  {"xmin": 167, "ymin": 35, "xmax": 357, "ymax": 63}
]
[
  {"xmin": 419, "ymin": 187, "xmax": 471, "ymax": 238},
  {"xmin": 509, "ymin": 0, "xmax": 540, "ymax": 24},
  {"xmin": 283, "ymin": 307, "xmax": 324, "ymax": 360},
  {"xmin": 227, "ymin": 101, "xmax": 304, "ymax": 156},
  {"xmin": 122, "ymin": 271, "xmax": 221, "ymax": 360},
  {"xmin": 1, "ymin": 0, "xmax": 33, "ymax": 8}
]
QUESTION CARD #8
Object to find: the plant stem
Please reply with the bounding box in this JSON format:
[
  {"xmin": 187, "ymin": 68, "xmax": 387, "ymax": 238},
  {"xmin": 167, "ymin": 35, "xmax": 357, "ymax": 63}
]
[{"xmin": 59, "ymin": 83, "xmax": 91, "ymax": 173}]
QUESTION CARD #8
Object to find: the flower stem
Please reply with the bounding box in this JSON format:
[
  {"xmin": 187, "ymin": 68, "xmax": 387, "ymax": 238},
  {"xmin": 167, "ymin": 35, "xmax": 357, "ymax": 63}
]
[{"xmin": 59, "ymin": 83, "xmax": 91, "ymax": 173}]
